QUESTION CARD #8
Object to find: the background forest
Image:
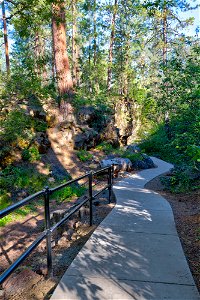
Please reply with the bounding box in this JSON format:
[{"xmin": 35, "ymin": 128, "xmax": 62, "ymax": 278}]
[{"xmin": 0, "ymin": 0, "xmax": 200, "ymax": 214}]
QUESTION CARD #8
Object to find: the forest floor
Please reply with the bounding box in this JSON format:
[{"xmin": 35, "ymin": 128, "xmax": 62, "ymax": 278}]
[
  {"xmin": 145, "ymin": 175, "xmax": 200, "ymax": 293},
  {"xmin": 0, "ymin": 186, "xmax": 116, "ymax": 300}
]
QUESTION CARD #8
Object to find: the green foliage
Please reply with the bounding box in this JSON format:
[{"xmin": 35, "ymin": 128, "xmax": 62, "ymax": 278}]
[
  {"xmin": 0, "ymin": 110, "xmax": 34, "ymax": 144},
  {"xmin": 53, "ymin": 185, "xmax": 86, "ymax": 203},
  {"xmin": 160, "ymin": 165, "xmax": 199, "ymax": 193},
  {"xmin": 96, "ymin": 142, "xmax": 114, "ymax": 154},
  {"xmin": 22, "ymin": 146, "xmax": 41, "ymax": 162},
  {"xmin": 77, "ymin": 150, "xmax": 93, "ymax": 162},
  {"xmin": 0, "ymin": 187, "xmax": 41, "ymax": 227},
  {"xmin": 0, "ymin": 165, "xmax": 48, "ymax": 194},
  {"xmin": 120, "ymin": 151, "xmax": 143, "ymax": 163}
]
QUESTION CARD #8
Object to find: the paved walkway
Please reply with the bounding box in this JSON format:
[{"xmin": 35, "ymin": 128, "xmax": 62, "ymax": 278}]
[{"xmin": 51, "ymin": 157, "xmax": 200, "ymax": 300}]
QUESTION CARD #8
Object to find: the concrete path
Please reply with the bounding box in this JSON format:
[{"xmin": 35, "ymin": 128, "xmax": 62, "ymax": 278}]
[{"xmin": 50, "ymin": 157, "xmax": 200, "ymax": 300}]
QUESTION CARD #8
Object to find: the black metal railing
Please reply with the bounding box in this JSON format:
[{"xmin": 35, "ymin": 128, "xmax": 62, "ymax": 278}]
[{"xmin": 0, "ymin": 165, "xmax": 113, "ymax": 285}]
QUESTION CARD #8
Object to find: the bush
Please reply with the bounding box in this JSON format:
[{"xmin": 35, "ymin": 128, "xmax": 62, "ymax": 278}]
[
  {"xmin": 22, "ymin": 146, "xmax": 41, "ymax": 162},
  {"xmin": 96, "ymin": 142, "xmax": 114, "ymax": 154},
  {"xmin": 77, "ymin": 150, "xmax": 93, "ymax": 162},
  {"xmin": 160, "ymin": 165, "xmax": 198, "ymax": 193},
  {"xmin": 52, "ymin": 185, "xmax": 86, "ymax": 203}
]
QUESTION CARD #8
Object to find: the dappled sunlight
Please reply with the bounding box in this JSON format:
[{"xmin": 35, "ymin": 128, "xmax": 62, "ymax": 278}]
[
  {"xmin": 113, "ymin": 204, "xmax": 152, "ymax": 221},
  {"xmin": 114, "ymin": 186, "xmax": 158, "ymax": 195},
  {"xmin": 50, "ymin": 158, "xmax": 196, "ymax": 300}
]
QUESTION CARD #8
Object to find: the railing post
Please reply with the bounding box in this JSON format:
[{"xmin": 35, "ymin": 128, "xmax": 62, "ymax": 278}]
[
  {"xmin": 89, "ymin": 172, "xmax": 93, "ymax": 226},
  {"xmin": 108, "ymin": 166, "xmax": 112, "ymax": 203},
  {"xmin": 44, "ymin": 186, "xmax": 53, "ymax": 277}
]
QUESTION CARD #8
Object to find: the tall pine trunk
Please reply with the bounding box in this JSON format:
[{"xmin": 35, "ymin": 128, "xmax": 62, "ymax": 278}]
[
  {"xmin": 93, "ymin": 0, "xmax": 97, "ymax": 66},
  {"xmin": 52, "ymin": 1, "xmax": 73, "ymax": 97},
  {"xmin": 107, "ymin": 0, "xmax": 117, "ymax": 92},
  {"xmin": 162, "ymin": 5, "xmax": 167, "ymax": 66},
  {"xmin": 72, "ymin": 0, "xmax": 80, "ymax": 87},
  {"xmin": 2, "ymin": 1, "xmax": 10, "ymax": 74}
]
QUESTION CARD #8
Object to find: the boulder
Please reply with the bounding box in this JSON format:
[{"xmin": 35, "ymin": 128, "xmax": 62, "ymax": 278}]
[
  {"xmin": 74, "ymin": 127, "xmax": 99, "ymax": 150},
  {"xmin": 100, "ymin": 121, "xmax": 120, "ymax": 147},
  {"xmin": 77, "ymin": 106, "xmax": 96, "ymax": 126},
  {"xmin": 100, "ymin": 158, "xmax": 132, "ymax": 172},
  {"xmin": 132, "ymin": 154, "xmax": 155, "ymax": 170},
  {"xmin": 34, "ymin": 132, "xmax": 51, "ymax": 154},
  {"xmin": 115, "ymin": 98, "xmax": 133, "ymax": 146},
  {"xmin": 126, "ymin": 144, "xmax": 141, "ymax": 153},
  {"xmin": 29, "ymin": 106, "xmax": 46, "ymax": 120}
]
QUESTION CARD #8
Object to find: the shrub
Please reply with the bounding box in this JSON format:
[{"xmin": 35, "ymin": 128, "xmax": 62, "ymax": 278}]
[
  {"xmin": 77, "ymin": 150, "xmax": 93, "ymax": 162},
  {"xmin": 53, "ymin": 185, "xmax": 86, "ymax": 203},
  {"xmin": 96, "ymin": 142, "xmax": 114, "ymax": 154},
  {"xmin": 22, "ymin": 146, "xmax": 41, "ymax": 162},
  {"xmin": 160, "ymin": 166, "xmax": 194, "ymax": 193}
]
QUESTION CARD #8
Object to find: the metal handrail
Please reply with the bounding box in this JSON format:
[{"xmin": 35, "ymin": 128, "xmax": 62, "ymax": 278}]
[{"xmin": 0, "ymin": 165, "xmax": 113, "ymax": 285}]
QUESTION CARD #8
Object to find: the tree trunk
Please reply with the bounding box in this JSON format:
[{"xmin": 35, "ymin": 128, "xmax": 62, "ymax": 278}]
[
  {"xmin": 34, "ymin": 31, "xmax": 41, "ymax": 76},
  {"xmin": 162, "ymin": 5, "xmax": 167, "ymax": 66},
  {"xmin": 52, "ymin": 1, "xmax": 73, "ymax": 97},
  {"xmin": 2, "ymin": 1, "xmax": 10, "ymax": 74},
  {"xmin": 93, "ymin": 1, "xmax": 97, "ymax": 66},
  {"xmin": 107, "ymin": 0, "xmax": 117, "ymax": 92},
  {"xmin": 72, "ymin": 0, "xmax": 80, "ymax": 86}
]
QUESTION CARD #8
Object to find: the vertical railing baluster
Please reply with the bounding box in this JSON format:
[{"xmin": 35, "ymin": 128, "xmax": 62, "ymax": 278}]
[
  {"xmin": 89, "ymin": 172, "xmax": 93, "ymax": 226},
  {"xmin": 44, "ymin": 186, "xmax": 53, "ymax": 277},
  {"xmin": 108, "ymin": 166, "xmax": 112, "ymax": 203}
]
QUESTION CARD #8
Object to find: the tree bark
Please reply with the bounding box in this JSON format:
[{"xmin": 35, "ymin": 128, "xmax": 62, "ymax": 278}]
[
  {"xmin": 107, "ymin": 0, "xmax": 117, "ymax": 92},
  {"xmin": 72, "ymin": 0, "xmax": 80, "ymax": 86},
  {"xmin": 162, "ymin": 5, "xmax": 167, "ymax": 66},
  {"xmin": 93, "ymin": 0, "xmax": 97, "ymax": 66},
  {"xmin": 52, "ymin": 0, "xmax": 73, "ymax": 97},
  {"xmin": 2, "ymin": 1, "xmax": 10, "ymax": 74}
]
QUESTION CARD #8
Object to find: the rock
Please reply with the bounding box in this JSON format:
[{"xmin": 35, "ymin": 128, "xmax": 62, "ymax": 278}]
[
  {"xmin": 132, "ymin": 154, "xmax": 155, "ymax": 170},
  {"xmin": 100, "ymin": 158, "xmax": 132, "ymax": 172},
  {"xmin": 100, "ymin": 121, "xmax": 120, "ymax": 147},
  {"xmin": 88, "ymin": 163, "xmax": 98, "ymax": 170},
  {"xmin": 141, "ymin": 154, "xmax": 156, "ymax": 168},
  {"xmin": 34, "ymin": 132, "xmax": 51, "ymax": 154},
  {"xmin": 77, "ymin": 106, "xmax": 96, "ymax": 125},
  {"xmin": 115, "ymin": 98, "xmax": 133, "ymax": 146},
  {"xmin": 74, "ymin": 127, "xmax": 99, "ymax": 150},
  {"xmin": 51, "ymin": 209, "xmax": 67, "ymax": 243},
  {"xmin": 126, "ymin": 144, "xmax": 141, "ymax": 153},
  {"xmin": 75, "ymin": 221, "xmax": 82, "ymax": 229},
  {"xmin": 68, "ymin": 219, "xmax": 77, "ymax": 229},
  {"xmin": 46, "ymin": 114, "xmax": 56, "ymax": 127},
  {"xmin": 38, "ymin": 267, "xmax": 48, "ymax": 276},
  {"xmin": 29, "ymin": 107, "xmax": 46, "ymax": 120},
  {"xmin": 114, "ymin": 158, "xmax": 132, "ymax": 171},
  {"xmin": 67, "ymin": 229, "xmax": 74, "ymax": 241}
]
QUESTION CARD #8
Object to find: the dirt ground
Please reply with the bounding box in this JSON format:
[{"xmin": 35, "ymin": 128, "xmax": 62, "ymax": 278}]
[
  {"xmin": 145, "ymin": 175, "xmax": 200, "ymax": 293},
  {"xmin": 0, "ymin": 186, "xmax": 115, "ymax": 300}
]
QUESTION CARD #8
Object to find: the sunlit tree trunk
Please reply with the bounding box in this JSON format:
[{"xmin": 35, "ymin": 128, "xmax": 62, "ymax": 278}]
[
  {"xmin": 72, "ymin": 0, "xmax": 80, "ymax": 86},
  {"xmin": 162, "ymin": 5, "xmax": 167, "ymax": 66},
  {"xmin": 52, "ymin": 0, "xmax": 73, "ymax": 97},
  {"xmin": 2, "ymin": 1, "xmax": 10, "ymax": 74},
  {"xmin": 107, "ymin": 0, "xmax": 117, "ymax": 92},
  {"xmin": 93, "ymin": 0, "xmax": 97, "ymax": 66}
]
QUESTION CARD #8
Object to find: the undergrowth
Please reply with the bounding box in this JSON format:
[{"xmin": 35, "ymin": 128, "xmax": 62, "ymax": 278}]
[{"xmin": 0, "ymin": 165, "xmax": 87, "ymax": 227}]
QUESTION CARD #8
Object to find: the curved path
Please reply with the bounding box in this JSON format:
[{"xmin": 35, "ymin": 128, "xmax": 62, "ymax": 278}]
[{"xmin": 51, "ymin": 158, "xmax": 200, "ymax": 300}]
